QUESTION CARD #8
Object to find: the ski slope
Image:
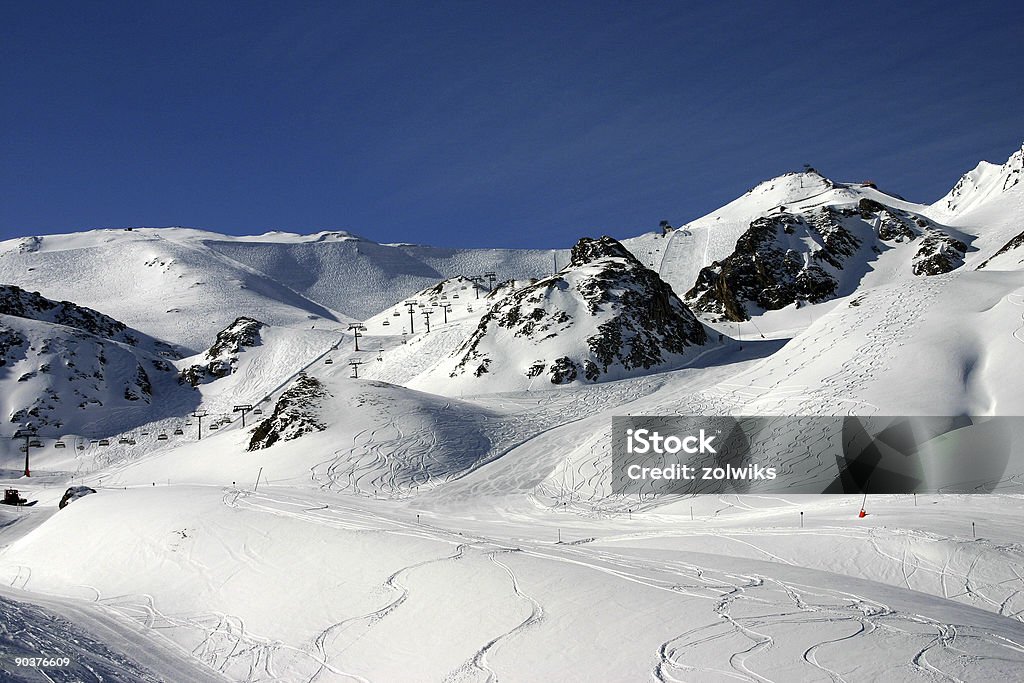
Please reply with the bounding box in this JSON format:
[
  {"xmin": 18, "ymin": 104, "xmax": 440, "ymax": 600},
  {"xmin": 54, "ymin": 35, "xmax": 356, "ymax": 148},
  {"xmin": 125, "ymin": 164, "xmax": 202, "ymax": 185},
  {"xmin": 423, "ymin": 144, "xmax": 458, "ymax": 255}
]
[{"xmin": 2, "ymin": 144, "xmax": 1024, "ymax": 681}]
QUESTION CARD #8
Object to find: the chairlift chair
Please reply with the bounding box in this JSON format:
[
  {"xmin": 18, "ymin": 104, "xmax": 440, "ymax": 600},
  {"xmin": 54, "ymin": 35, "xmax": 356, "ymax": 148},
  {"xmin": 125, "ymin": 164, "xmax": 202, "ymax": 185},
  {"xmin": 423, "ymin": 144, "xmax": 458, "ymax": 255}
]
[
  {"xmin": 98, "ymin": 439, "xmax": 110, "ymax": 446},
  {"xmin": 382, "ymin": 319, "xmax": 390, "ymax": 326},
  {"xmin": 173, "ymin": 428, "xmax": 184, "ymax": 435},
  {"xmin": 253, "ymin": 408, "xmax": 263, "ymax": 415},
  {"xmin": 392, "ymin": 311, "xmax": 400, "ymax": 316},
  {"xmin": 325, "ymin": 358, "xmax": 334, "ymax": 364},
  {"xmin": 29, "ymin": 440, "xmax": 43, "ymax": 448},
  {"xmin": 118, "ymin": 437, "xmax": 131, "ymax": 444},
  {"xmin": 54, "ymin": 441, "xmax": 66, "ymax": 449},
  {"xmin": 210, "ymin": 424, "xmax": 219, "ymax": 431},
  {"xmin": 157, "ymin": 433, "xmax": 168, "ymax": 441}
]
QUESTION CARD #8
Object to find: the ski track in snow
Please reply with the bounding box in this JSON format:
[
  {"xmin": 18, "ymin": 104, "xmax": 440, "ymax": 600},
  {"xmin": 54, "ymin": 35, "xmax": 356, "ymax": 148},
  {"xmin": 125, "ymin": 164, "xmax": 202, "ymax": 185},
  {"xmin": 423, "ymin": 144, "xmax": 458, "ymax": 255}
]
[{"xmin": 214, "ymin": 488, "xmax": 1024, "ymax": 682}]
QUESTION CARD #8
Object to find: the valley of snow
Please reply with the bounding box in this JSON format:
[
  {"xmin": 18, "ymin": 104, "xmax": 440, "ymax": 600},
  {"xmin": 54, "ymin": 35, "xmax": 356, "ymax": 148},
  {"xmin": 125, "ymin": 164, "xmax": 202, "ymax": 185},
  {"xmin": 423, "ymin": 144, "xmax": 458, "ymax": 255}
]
[{"xmin": 1, "ymin": 144, "xmax": 1024, "ymax": 681}]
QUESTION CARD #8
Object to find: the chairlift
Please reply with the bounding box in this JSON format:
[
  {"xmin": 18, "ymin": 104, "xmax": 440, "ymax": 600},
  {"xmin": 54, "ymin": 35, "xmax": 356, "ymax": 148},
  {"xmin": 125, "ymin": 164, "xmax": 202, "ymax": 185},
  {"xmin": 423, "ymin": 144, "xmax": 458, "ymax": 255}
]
[
  {"xmin": 157, "ymin": 433, "xmax": 168, "ymax": 441},
  {"xmin": 325, "ymin": 358, "xmax": 334, "ymax": 365},
  {"xmin": 77, "ymin": 445, "xmax": 85, "ymax": 450},
  {"xmin": 210, "ymin": 424, "xmax": 219, "ymax": 431},
  {"xmin": 174, "ymin": 428, "xmax": 184, "ymax": 435},
  {"xmin": 98, "ymin": 439, "xmax": 110, "ymax": 446},
  {"xmin": 392, "ymin": 311, "xmax": 400, "ymax": 316},
  {"xmin": 29, "ymin": 440, "xmax": 43, "ymax": 448},
  {"xmin": 253, "ymin": 408, "xmax": 263, "ymax": 415},
  {"xmin": 118, "ymin": 437, "xmax": 131, "ymax": 445},
  {"xmin": 382, "ymin": 319, "xmax": 390, "ymax": 326},
  {"xmin": 141, "ymin": 431, "xmax": 149, "ymax": 436},
  {"xmin": 54, "ymin": 441, "xmax": 66, "ymax": 449},
  {"xmin": 452, "ymin": 294, "xmax": 459, "ymax": 299},
  {"xmin": 185, "ymin": 421, "xmax": 192, "ymax": 426}
]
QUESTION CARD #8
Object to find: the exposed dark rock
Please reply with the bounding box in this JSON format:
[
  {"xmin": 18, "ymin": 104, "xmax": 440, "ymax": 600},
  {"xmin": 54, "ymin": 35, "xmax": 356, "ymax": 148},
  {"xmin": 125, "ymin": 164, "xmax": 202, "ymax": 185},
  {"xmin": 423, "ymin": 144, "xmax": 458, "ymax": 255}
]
[
  {"xmin": 248, "ymin": 373, "xmax": 329, "ymax": 450},
  {"xmin": 59, "ymin": 486, "xmax": 96, "ymax": 509},
  {"xmin": 685, "ymin": 212, "xmax": 859, "ymax": 321},
  {"xmin": 913, "ymin": 230, "xmax": 968, "ymax": 276},
  {"xmin": 549, "ymin": 357, "xmax": 578, "ymax": 384},
  {"xmin": 449, "ymin": 236, "xmax": 706, "ymax": 383},
  {"xmin": 179, "ymin": 317, "xmax": 265, "ymax": 386}
]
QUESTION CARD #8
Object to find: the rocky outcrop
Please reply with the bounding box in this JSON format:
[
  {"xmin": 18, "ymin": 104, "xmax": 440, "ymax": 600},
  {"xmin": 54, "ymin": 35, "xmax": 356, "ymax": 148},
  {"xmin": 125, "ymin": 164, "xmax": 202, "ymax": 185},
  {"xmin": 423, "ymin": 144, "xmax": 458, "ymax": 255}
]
[
  {"xmin": 685, "ymin": 211, "xmax": 861, "ymax": 321},
  {"xmin": 179, "ymin": 317, "xmax": 264, "ymax": 386},
  {"xmin": 248, "ymin": 373, "xmax": 329, "ymax": 450},
  {"xmin": 447, "ymin": 236, "xmax": 707, "ymax": 385}
]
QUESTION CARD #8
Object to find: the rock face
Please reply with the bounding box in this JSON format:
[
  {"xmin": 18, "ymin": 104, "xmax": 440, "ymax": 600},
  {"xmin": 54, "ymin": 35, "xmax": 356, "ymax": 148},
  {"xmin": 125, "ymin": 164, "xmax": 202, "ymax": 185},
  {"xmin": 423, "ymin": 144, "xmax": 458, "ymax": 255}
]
[
  {"xmin": 446, "ymin": 236, "xmax": 707, "ymax": 386},
  {"xmin": 685, "ymin": 210, "xmax": 861, "ymax": 321},
  {"xmin": 685, "ymin": 200, "xmax": 969, "ymax": 321},
  {"xmin": 180, "ymin": 317, "xmax": 264, "ymax": 386},
  {"xmin": 912, "ymin": 230, "xmax": 969, "ymax": 276},
  {"xmin": 248, "ymin": 373, "xmax": 329, "ymax": 450}
]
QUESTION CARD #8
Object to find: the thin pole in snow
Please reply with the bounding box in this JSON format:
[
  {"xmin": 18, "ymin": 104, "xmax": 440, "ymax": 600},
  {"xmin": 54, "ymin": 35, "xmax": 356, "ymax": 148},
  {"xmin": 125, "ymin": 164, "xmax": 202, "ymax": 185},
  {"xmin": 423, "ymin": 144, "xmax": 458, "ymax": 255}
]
[
  {"xmin": 972, "ymin": 522, "xmax": 976, "ymax": 538},
  {"xmin": 690, "ymin": 506, "xmax": 694, "ymax": 521},
  {"xmin": 557, "ymin": 528, "xmax": 561, "ymax": 543},
  {"xmin": 914, "ymin": 493, "xmax": 917, "ymax": 507},
  {"xmin": 254, "ymin": 467, "xmax": 263, "ymax": 491}
]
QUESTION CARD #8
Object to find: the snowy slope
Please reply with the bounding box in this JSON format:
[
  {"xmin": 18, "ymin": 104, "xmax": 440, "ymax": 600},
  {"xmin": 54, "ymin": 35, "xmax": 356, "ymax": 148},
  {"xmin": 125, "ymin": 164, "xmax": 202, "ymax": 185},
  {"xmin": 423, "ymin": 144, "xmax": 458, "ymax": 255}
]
[
  {"xmin": 0, "ymin": 228, "xmax": 345, "ymax": 353},
  {"xmin": 932, "ymin": 143, "xmax": 1024, "ymax": 217},
  {"xmin": 0, "ymin": 287, "xmax": 197, "ymax": 440}
]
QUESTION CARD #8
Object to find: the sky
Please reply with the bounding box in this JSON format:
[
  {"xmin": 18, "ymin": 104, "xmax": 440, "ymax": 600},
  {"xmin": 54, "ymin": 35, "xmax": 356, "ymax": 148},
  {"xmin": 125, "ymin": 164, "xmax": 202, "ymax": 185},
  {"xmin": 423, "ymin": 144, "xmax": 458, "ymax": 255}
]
[{"xmin": 2, "ymin": 1, "xmax": 1022, "ymax": 249}]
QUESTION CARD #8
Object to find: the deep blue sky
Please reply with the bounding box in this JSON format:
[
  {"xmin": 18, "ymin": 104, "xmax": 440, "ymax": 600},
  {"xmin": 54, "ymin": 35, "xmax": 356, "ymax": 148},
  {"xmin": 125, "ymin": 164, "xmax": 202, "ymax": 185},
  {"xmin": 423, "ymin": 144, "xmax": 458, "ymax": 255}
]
[{"xmin": 2, "ymin": 1, "xmax": 1021, "ymax": 249}]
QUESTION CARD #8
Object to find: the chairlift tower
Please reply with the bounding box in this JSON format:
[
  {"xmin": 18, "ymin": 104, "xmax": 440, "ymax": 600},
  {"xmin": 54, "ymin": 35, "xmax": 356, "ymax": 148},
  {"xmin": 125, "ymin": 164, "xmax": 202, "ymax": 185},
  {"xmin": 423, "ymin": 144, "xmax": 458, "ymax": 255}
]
[
  {"xmin": 441, "ymin": 303, "xmax": 452, "ymax": 324},
  {"xmin": 233, "ymin": 404, "xmax": 253, "ymax": 428},
  {"xmin": 349, "ymin": 359, "xmax": 363, "ymax": 379},
  {"xmin": 191, "ymin": 411, "xmax": 208, "ymax": 441},
  {"xmin": 470, "ymin": 276, "xmax": 484, "ymax": 299},
  {"xmin": 484, "ymin": 271, "xmax": 496, "ymax": 291},
  {"xmin": 12, "ymin": 425, "xmax": 37, "ymax": 477},
  {"xmin": 348, "ymin": 323, "xmax": 367, "ymax": 351},
  {"xmin": 422, "ymin": 308, "xmax": 434, "ymax": 333},
  {"xmin": 404, "ymin": 301, "xmax": 417, "ymax": 334}
]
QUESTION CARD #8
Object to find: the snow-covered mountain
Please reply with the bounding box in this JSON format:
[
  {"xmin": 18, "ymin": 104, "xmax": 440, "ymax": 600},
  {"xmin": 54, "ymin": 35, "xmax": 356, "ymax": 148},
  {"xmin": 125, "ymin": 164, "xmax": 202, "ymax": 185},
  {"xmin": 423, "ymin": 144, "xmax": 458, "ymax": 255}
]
[
  {"xmin": 683, "ymin": 193, "xmax": 971, "ymax": 320},
  {"xmin": 0, "ymin": 285, "xmax": 195, "ymax": 436},
  {"xmin": 0, "ymin": 228, "xmax": 565, "ymax": 353},
  {"xmin": 413, "ymin": 236, "xmax": 710, "ymax": 392},
  {"xmin": 3, "ymin": 142, "xmax": 1024, "ymax": 683},
  {"xmin": 934, "ymin": 143, "xmax": 1024, "ymax": 216}
]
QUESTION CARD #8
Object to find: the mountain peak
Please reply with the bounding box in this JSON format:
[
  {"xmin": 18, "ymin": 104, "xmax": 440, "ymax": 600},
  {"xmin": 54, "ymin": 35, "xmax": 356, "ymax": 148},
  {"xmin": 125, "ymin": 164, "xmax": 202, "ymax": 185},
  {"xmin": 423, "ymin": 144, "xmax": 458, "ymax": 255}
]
[
  {"xmin": 935, "ymin": 142, "xmax": 1024, "ymax": 215},
  {"xmin": 569, "ymin": 236, "xmax": 636, "ymax": 267}
]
